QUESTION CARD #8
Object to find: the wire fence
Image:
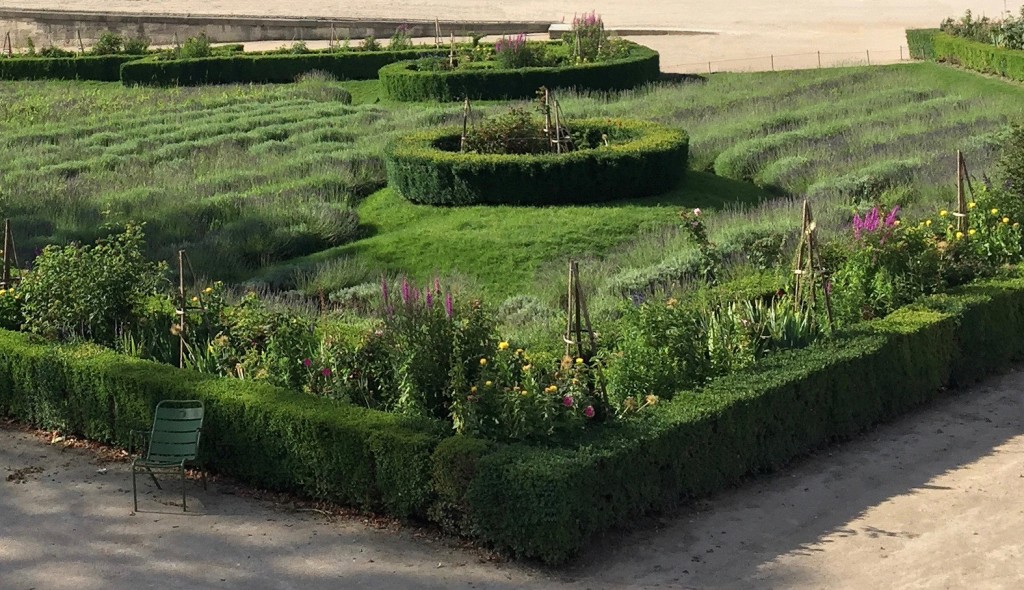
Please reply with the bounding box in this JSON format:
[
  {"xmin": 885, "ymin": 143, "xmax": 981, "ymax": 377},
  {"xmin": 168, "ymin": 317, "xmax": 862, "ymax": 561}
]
[{"xmin": 663, "ymin": 47, "xmax": 912, "ymax": 74}]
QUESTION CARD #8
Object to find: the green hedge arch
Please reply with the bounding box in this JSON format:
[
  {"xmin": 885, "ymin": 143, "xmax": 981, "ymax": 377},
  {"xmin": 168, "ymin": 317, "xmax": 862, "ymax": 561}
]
[
  {"xmin": 385, "ymin": 118, "xmax": 689, "ymax": 206},
  {"xmin": 379, "ymin": 42, "xmax": 660, "ymax": 101}
]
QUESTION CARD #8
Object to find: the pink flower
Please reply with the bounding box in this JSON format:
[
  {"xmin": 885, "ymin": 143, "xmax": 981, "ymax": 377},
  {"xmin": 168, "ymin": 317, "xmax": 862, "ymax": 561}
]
[
  {"xmin": 562, "ymin": 395, "xmax": 574, "ymax": 408},
  {"xmin": 302, "ymin": 358, "xmax": 312, "ymax": 367},
  {"xmin": 692, "ymin": 208, "xmax": 701, "ymax": 216},
  {"xmin": 583, "ymin": 405, "xmax": 595, "ymax": 418},
  {"xmin": 321, "ymin": 367, "xmax": 332, "ymax": 377}
]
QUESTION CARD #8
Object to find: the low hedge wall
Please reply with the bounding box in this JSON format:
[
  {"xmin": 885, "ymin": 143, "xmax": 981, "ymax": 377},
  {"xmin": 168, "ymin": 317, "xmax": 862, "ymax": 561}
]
[
  {"xmin": 906, "ymin": 28, "xmax": 1024, "ymax": 81},
  {"xmin": 0, "ymin": 55, "xmax": 139, "ymax": 82},
  {"xmin": 120, "ymin": 49, "xmax": 435, "ymax": 87},
  {"xmin": 4, "ymin": 278, "xmax": 1024, "ymax": 562},
  {"xmin": 385, "ymin": 118, "xmax": 689, "ymax": 205},
  {"xmin": 451, "ymin": 277, "xmax": 1024, "ymax": 563},
  {"xmin": 378, "ymin": 42, "xmax": 660, "ymax": 101},
  {"xmin": 0, "ymin": 331, "xmax": 445, "ymax": 518}
]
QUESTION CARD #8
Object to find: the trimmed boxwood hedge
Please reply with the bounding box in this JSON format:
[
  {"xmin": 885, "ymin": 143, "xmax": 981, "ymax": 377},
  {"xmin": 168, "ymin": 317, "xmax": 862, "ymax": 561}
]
[
  {"xmin": 120, "ymin": 49, "xmax": 436, "ymax": 87},
  {"xmin": 906, "ymin": 28, "xmax": 1024, "ymax": 81},
  {"xmin": 0, "ymin": 331, "xmax": 445, "ymax": 517},
  {"xmin": 4, "ymin": 277, "xmax": 1024, "ymax": 562},
  {"xmin": 379, "ymin": 42, "xmax": 660, "ymax": 101},
  {"xmin": 451, "ymin": 277, "xmax": 1024, "ymax": 563},
  {"xmin": 0, "ymin": 55, "xmax": 139, "ymax": 82},
  {"xmin": 385, "ymin": 118, "xmax": 689, "ymax": 205}
]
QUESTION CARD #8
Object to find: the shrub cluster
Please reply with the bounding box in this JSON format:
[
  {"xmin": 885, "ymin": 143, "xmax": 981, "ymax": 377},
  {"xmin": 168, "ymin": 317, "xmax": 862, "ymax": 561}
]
[
  {"xmin": 940, "ymin": 8, "xmax": 1024, "ymax": 50},
  {"xmin": 378, "ymin": 41, "xmax": 660, "ymax": 101},
  {"xmin": 385, "ymin": 118, "xmax": 689, "ymax": 205},
  {"xmin": 906, "ymin": 29, "xmax": 1024, "ymax": 81},
  {"xmin": 0, "ymin": 55, "xmax": 138, "ymax": 81},
  {"xmin": 120, "ymin": 48, "xmax": 431, "ymax": 86}
]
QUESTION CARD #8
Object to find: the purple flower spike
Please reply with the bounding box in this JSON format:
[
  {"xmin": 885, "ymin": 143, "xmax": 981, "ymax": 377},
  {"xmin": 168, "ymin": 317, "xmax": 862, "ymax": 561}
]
[
  {"xmin": 884, "ymin": 205, "xmax": 901, "ymax": 227},
  {"xmin": 425, "ymin": 289, "xmax": 434, "ymax": 309},
  {"xmin": 434, "ymin": 277, "xmax": 442, "ymax": 294},
  {"xmin": 380, "ymin": 276, "xmax": 389, "ymax": 304},
  {"xmin": 400, "ymin": 277, "xmax": 411, "ymax": 305},
  {"xmin": 444, "ymin": 292, "xmax": 454, "ymax": 319}
]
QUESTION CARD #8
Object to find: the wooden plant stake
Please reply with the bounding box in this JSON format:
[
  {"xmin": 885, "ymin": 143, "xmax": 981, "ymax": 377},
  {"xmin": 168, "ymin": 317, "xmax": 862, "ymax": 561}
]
[
  {"xmin": 435, "ymin": 18, "xmax": 441, "ymax": 48},
  {"xmin": 956, "ymin": 150, "xmax": 967, "ymax": 232},
  {"xmin": 1, "ymin": 219, "xmax": 18, "ymax": 289},
  {"xmin": 460, "ymin": 97, "xmax": 472, "ymax": 152},
  {"xmin": 3, "ymin": 32, "xmax": 12, "ymax": 57},
  {"xmin": 792, "ymin": 200, "xmax": 835, "ymax": 334},
  {"xmin": 449, "ymin": 33, "xmax": 455, "ymax": 68},
  {"xmin": 77, "ymin": 30, "xmax": 85, "ymax": 53},
  {"xmin": 177, "ymin": 250, "xmax": 188, "ymax": 368},
  {"xmin": 564, "ymin": 260, "xmax": 596, "ymax": 360}
]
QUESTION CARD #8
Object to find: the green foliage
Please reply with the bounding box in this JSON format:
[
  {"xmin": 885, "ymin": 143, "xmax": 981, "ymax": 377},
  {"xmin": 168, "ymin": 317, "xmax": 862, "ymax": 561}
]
[
  {"xmin": 378, "ymin": 41, "xmax": 660, "ymax": 101},
  {"xmin": 120, "ymin": 48, "xmax": 429, "ymax": 86},
  {"xmin": 92, "ymin": 33, "xmax": 125, "ymax": 56},
  {"xmin": 0, "ymin": 55, "xmax": 138, "ymax": 81},
  {"xmin": 908, "ymin": 29, "xmax": 1024, "ymax": 82},
  {"xmin": 362, "ymin": 36, "xmax": 381, "ymax": 52},
  {"xmin": 462, "ymin": 278, "xmax": 1024, "ymax": 563},
  {"xmin": 462, "ymin": 107, "xmax": 547, "ymax": 155},
  {"xmin": 178, "ymin": 34, "xmax": 212, "ymax": 59},
  {"xmin": 831, "ymin": 207, "xmax": 942, "ymax": 324},
  {"xmin": 385, "ymin": 118, "xmax": 689, "ymax": 205},
  {"xmin": 940, "ymin": 8, "xmax": 1024, "ymax": 50},
  {"xmin": 998, "ymin": 124, "xmax": 1024, "ymax": 198},
  {"xmin": 0, "ymin": 327, "xmax": 443, "ymax": 517},
  {"xmin": 19, "ymin": 225, "xmax": 165, "ymax": 346},
  {"xmin": 388, "ymin": 26, "xmax": 414, "ymax": 51}
]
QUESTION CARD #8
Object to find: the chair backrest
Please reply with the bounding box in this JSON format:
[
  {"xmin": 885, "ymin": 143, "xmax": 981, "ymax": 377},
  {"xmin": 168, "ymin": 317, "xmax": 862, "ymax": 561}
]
[{"xmin": 146, "ymin": 400, "xmax": 204, "ymax": 463}]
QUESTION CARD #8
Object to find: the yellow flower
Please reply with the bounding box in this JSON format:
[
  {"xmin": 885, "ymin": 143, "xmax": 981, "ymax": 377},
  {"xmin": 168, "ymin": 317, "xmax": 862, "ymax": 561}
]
[
  {"xmin": 470, "ymin": 386, "xmax": 477, "ymax": 393},
  {"xmin": 666, "ymin": 297, "xmax": 678, "ymax": 308},
  {"xmin": 645, "ymin": 394, "xmax": 658, "ymax": 406},
  {"xmin": 939, "ymin": 210, "xmax": 948, "ymax": 217},
  {"xmin": 893, "ymin": 220, "xmax": 901, "ymax": 226},
  {"xmin": 0, "ymin": 289, "xmax": 6, "ymax": 296},
  {"xmin": 992, "ymin": 208, "xmax": 1000, "ymax": 215},
  {"xmin": 498, "ymin": 341, "xmax": 509, "ymax": 351},
  {"xmin": 925, "ymin": 219, "xmax": 932, "ymax": 227},
  {"xmin": 522, "ymin": 364, "xmax": 532, "ymax": 371},
  {"xmin": 203, "ymin": 287, "xmax": 214, "ymax": 295},
  {"xmin": 955, "ymin": 231, "xmax": 964, "ymax": 240},
  {"xmin": 575, "ymin": 357, "xmax": 584, "ymax": 365},
  {"xmin": 968, "ymin": 202, "xmax": 977, "ymax": 209},
  {"xmin": 545, "ymin": 385, "xmax": 558, "ymax": 394},
  {"xmin": 191, "ymin": 296, "xmax": 199, "ymax": 303},
  {"xmin": 479, "ymin": 358, "xmax": 487, "ymax": 366},
  {"xmin": 968, "ymin": 229, "xmax": 976, "ymax": 236},
  {"xmin": 1003, "ymin": 217, "xmax": 1011, "ymax": 224},
  {"xmin": 515, "ymin": 348, "xmax": 524, "ymax": 356},
  {"xmin": 485, "ymin": 380, "xmax": 493, "ymax": 387}
]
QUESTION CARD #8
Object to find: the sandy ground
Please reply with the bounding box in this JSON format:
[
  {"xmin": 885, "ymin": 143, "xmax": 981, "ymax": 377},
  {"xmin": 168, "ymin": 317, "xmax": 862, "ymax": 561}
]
[
  {"xmin": 4, "ymin": 367, "xmax": 1024, "ymax": 589},
  {"xmin": 5, "ymin": 1, "xmax": 1023, "ymax": 71}
]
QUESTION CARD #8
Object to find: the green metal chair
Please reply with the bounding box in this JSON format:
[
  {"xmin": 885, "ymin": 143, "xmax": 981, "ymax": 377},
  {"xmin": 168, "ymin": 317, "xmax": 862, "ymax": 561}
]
[{"xmin": 130, "ymin": 400, "xmax": 206, "ymax": 512}]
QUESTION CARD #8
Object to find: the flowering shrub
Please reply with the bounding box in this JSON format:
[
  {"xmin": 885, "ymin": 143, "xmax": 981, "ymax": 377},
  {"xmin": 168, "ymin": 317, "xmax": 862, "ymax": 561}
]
[
  {"xmin": 0, "ymin": 285, "xmax": 23, "ymax": 331},
  {"xmin": 941, "ymin": 8, "xmax": 1024, "ymax": 50},
  {"xmin": 462, "ymin": 107, "xmax": 548, "ymax": 155},
  {"xmin": 679, "ymin": 207, "xmax": 719, "ymax": 284},
  {"xmin": 569, "ymin": 11, "xmax": 607, "ymax": 62},
  {"xmin": 19, "ymin": 224, "xmax": 165, "ymax": 345},
  {"xmin": 451, "ymin": 345, "xmax": 607, "ymax": 441},
  {"xmin": 389, "ymin": 25, "xmax": 415, "ymax": 51},
  {"xmin": 831, "ymin": 206, "xmax": 941, "ymax": 323},
  {"xmin": 494, "ymin": 34, "xmax": 535, "ymax": 69},
  {"xmin": 920, "ymin": 194, "xmax": 1024, "ymax": 286}
]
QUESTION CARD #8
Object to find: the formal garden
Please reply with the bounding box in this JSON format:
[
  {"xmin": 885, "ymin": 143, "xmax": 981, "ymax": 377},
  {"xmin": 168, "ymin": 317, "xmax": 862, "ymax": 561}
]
[{"xmin": 3, "ymin": 9, "xmax": 1024, "ymax": 563}]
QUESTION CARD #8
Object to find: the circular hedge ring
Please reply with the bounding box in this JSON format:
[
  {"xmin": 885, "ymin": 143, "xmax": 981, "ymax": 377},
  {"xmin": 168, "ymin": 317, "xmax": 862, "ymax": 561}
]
[
  {"xmin": 384, "ymin": 118, "xmax": 689, "ymax": 206},
  {"xmin": 378, "ymin": 42, "xmax": 660, "ymax": 102}
]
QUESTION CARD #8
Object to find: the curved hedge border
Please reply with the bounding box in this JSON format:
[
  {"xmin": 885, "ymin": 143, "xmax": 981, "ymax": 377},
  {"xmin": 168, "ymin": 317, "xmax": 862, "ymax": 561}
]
[
  {"xmin": 120, "ymin": 49, "xmax": 436, "ymax": 87},
  {"xmin": 907, "ymin": 28, "xmax": 1024, "ymax": 81},
  {"xmin": 0, "ymin": 55, "xmax": 139, "ymax": 82},
  {"xmin": 385, "ymin": 118, "xmax": 689, "ymax": 205},
  {"xmin": 379, "ymin": 42, "xmax": 660, "ymax": 101}
]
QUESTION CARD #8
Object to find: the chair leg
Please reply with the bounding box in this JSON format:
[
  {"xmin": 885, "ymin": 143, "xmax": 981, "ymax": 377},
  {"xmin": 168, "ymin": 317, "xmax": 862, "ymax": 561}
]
[
  {"xmin": 181, "ymin": 468, "xmax": 187, "ymax": 512},
  {"xmin": 148, "ymin": 467, "xmax": 161, "ymax": 490},
  {"xmin": 201, "ymin": 469, "xmax": 208, "ymax": 491},
  {"xmin": 132, "ymin": 466, "xmax": 138, "ymax": 513}
]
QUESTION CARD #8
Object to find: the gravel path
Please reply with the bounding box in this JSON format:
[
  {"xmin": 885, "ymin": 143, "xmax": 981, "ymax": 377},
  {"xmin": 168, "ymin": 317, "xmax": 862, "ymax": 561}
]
[{"xmin": 3, "ymin": 368, "xmax": 1024, "ymax": 589}]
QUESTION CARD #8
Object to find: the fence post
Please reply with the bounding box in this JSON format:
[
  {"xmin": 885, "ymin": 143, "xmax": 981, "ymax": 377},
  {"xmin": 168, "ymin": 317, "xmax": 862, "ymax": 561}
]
[
  {"xmin": 770, "ymin": 54, "xmax": 774, "ymax": 71},
  {"xmin": 708, "ymin": 61, "xmax": 712, "ymax": 74},
  {"xmin": 899, "ymin": 45, "xmax": 903, "ymax": 61},
  {"xmin": 817, "ymin": 50, "xmax": 821, "ymax": 68},
  {"xmin": 866, "ymin": 50, "xmax": 871, "ymax": 66}
]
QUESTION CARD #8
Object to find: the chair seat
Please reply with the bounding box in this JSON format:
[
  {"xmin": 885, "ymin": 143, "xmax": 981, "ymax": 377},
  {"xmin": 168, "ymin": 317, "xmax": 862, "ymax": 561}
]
[{"xmin": 133, "ymin": 458, "xmax": 190, "ymax": 468}]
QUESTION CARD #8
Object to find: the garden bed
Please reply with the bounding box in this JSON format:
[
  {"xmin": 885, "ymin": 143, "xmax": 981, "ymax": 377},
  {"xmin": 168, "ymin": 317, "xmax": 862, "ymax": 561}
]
[
  {"xmin": 378, "ymin": 41, "xmax": 660, "ymax": 101},
  {"xmin": 906, "ymin": 28, "xmax": 1024, "ymax": 82},
  {"xmin": 2, "ymin": 277, "xmax": 1024, "ymax": 562},
  {"xmin": 384, "ymin": 118, "xmax": 689, "ymax": 205}
]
